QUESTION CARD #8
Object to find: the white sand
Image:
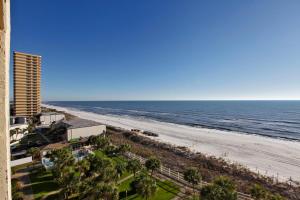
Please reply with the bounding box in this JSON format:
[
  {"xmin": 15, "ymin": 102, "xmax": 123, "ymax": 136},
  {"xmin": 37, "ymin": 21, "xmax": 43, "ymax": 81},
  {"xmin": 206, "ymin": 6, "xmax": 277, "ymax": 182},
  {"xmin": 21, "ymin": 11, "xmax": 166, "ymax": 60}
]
[{"xmin": 43, "ymin": 104, "xmax": 300, "ymax": 182}]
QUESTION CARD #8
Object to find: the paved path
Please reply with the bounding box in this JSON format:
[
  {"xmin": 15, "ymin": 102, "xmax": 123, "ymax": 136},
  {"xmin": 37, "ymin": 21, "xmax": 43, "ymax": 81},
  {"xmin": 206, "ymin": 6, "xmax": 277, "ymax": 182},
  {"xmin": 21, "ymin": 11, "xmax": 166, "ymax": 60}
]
[
  {"xmin": 118, "ymin": 174, "xmax": 134, "ymax": 184},
  {"xmin": 12, "ymin": 167, "xmax": 34, "ymax": 200}
]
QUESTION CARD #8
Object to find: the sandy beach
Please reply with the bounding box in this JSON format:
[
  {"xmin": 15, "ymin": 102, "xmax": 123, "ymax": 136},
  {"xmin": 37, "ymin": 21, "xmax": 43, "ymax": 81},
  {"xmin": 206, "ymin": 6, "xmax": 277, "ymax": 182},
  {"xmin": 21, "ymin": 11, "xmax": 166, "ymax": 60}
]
[{"xmin": 43, "ymin": 104, "xmax": 300, "ymax": 182}]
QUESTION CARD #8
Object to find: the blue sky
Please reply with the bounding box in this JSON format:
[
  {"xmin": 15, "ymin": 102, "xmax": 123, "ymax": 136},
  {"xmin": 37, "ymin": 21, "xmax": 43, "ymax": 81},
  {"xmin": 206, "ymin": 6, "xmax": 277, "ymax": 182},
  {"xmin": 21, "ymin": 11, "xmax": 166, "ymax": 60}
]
[{"xmin": 10, "ymin": 0, "xmax": 300, "ymax": 100}]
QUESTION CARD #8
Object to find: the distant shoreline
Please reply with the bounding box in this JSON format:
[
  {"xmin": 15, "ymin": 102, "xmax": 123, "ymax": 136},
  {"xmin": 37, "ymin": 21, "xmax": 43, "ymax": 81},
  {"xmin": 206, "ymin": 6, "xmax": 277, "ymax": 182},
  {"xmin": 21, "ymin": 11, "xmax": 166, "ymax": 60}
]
[
  {"xmin": 42, "ymin": 103, "xmax": 300, "ymax": 182},
  {"xmin": 43, "ymin": 100, "xmax": 300, "ymax": 142}
]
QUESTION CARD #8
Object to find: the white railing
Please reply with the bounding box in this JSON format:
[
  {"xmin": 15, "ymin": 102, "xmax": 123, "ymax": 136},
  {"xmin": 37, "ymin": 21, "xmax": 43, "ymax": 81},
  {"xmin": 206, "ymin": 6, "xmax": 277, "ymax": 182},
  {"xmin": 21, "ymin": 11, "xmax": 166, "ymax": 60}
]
[
  {"xmin": 125, "ymin": 152, "xmax": 253, "ymax": 200},
  {"xmin": 11, "ymin": 156, "xmax": 33, "ymax": 167}
]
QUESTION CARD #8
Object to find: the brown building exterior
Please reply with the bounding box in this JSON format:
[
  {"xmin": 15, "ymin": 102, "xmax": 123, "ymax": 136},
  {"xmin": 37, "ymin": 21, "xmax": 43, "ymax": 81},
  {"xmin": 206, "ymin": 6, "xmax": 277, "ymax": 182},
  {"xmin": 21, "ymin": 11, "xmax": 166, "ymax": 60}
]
[
  {"xmin": 0, "ymin": 0, "xmax": 11, "ymax": 199},
  {"xmin": 13, "ymin": 51, "xmax": 41, "ymax": 117}
]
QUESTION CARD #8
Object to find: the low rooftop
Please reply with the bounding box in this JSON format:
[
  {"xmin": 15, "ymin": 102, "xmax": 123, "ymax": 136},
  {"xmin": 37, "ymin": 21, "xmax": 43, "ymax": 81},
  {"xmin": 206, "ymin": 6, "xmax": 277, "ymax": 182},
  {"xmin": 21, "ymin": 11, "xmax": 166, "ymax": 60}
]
[
  {"xmin": 40, "ymin": 112, "xmax": 65, "ymax": 116},
  {"xmin": 41, "ymin": 142, "xmax": 69, "ymax": 151},
  {"xmin": 63, "ymin": 118, "xmax": 103, "ymax": 129}
]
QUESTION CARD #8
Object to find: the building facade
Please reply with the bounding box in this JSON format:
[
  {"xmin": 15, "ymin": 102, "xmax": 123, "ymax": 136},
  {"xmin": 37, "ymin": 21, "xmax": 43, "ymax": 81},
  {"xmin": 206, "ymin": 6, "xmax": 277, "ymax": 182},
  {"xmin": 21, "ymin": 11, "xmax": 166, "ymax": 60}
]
[
  {"xmin": 13, "ymin": 51, "xmax": 41, "ymax": 117},
  {"xmin": 40, "ymin": 112, "xmax": 65, "ymax": 126},
  {"xmin": 0, "ymin": 0, "xmax": 11, "ymax": 199},
  {"xmin": 67, "ymin": 125, "xmax": 106, "ymax": 141}
]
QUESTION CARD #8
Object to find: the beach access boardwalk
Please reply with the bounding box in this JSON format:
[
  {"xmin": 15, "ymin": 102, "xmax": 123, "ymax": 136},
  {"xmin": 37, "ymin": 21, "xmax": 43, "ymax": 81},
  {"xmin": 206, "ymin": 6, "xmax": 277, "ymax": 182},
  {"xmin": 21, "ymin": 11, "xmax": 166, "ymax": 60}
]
[{"xmin": 125, "ymin": 152, "xmax": 253, "ymax": 200}]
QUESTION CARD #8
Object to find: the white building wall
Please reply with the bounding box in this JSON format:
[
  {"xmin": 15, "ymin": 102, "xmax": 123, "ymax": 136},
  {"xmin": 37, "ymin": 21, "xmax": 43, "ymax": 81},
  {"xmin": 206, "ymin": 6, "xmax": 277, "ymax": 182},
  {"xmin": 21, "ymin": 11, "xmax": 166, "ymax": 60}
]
[
  {"xmin": 40, "ymin": 113, "xmax": 65, "ymax": 125},
  {"xmin": 9, "ymin": 124, "xmax": 28, "ymax": 142},
  {"xmin": 11, "ymin": 156, "xmax": 32, "ymax": 167},
  {"xmin": 67, "ymin": 125, "xmax": 106, "ymax": 141}
]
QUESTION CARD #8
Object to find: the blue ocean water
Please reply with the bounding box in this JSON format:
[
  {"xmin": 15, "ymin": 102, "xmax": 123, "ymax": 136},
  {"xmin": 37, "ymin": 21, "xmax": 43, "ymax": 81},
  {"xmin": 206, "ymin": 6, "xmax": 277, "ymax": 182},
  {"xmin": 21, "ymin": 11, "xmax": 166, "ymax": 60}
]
[{"xmin": 46, "ymin": 101, "xmax": 300, "ymax": 141}]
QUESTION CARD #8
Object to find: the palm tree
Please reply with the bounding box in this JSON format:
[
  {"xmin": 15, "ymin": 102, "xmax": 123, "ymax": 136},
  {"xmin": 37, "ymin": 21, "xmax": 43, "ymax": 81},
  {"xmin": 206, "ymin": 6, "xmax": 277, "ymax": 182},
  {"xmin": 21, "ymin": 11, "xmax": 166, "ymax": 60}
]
[
  {"xmin": 115, "ymin": 160, "xmax": 126, "ymax": 178},
  {"xmin": 50, "ymin": 148, "xmax": 81, "ymax": 199},
  {"xmin": 127, "ymin": 159, "xmax": 142, "ymax": 177},
  {"xmin": 88, "ymin": 154, "xmax": 117, "ymax": 182},
  {"xmin": 145, "ymin": 157, "xmax": 160, "ymax": 177},
  {"xmin": 89, "ymin": 135, "xmax": 110, "ymax": 150},
  {"xmin": 12, "ymin": 178, "xmax": 23, "ymax": 200},
  {"xmin": 136, "ymin": 174, "xmax": 157, "ymax": 200},
  {"xmin": 14, "ymin": 128, "xmax": 21, "ymax": 141},
  {"xmin": 27, "ymin": 147, "xmax": 40, "ymax": 161},
  {"xmin": 201, "ymin": 176, "xmax": 237, "ymax": 200},
  {"xmin": 10, "ymin": 129, "xmax": 17, "ymax": 142},
  {"xmin": 85, "ymin": 183, "xmax": 119, "ymax": 200},
  {"xmin": 27, "ymin": 123, "xmax": 36, "ymax": 133},
  {"xmin": 117, "ymin": 144, "xmax": 131, "ymax": 154},
  {"xmin": 10, "ymin": 128, "xmax": 27, "ymax": 142},
  {"xmin": 50, "ymin": 148, "xmax": 75, "ymax": 180},
  {"xmin": 77, "ymin": 159, "xmax": 90, "ymax": 179},
  {"xmin": 183, "ymin": 167, "xmax": 201, "ymax": 197},
  {"xmin": 59, "ymin": 166, "xmax": 80, "ymax": 199},
  {"xmin": 105, "ymin": 145, "xmax": 117, "ymax": 156}
]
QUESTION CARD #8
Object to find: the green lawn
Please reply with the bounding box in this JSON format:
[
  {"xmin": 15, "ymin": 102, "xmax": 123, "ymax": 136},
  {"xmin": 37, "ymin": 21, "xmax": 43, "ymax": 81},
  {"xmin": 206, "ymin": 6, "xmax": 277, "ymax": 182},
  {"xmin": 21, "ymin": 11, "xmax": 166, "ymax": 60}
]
[
  {"xmin": 27, "ymin": 150, "xmax": 179, "ymax": 200},
  {"xmin": 94, "ymin": 150, "xmax": 109, "ymax": 159},
  {"xmin": 29, "ymin": 168, "xmax": 59, "ymax": 200},
  {"xmin": 94, "ymin": 150, "xmax": 127, "ymax": 164},
  {"xmin": 118, "ymin": 177, "xmax": 180, "ymax": 200}
]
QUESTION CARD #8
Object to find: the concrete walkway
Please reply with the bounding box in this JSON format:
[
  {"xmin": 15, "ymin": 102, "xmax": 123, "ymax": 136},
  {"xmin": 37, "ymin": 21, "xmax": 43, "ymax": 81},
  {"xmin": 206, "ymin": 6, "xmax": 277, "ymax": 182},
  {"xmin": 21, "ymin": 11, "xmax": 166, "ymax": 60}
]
[{"xmin": 118, "ymin": 173, "xmax": 134, "ymax": 184}]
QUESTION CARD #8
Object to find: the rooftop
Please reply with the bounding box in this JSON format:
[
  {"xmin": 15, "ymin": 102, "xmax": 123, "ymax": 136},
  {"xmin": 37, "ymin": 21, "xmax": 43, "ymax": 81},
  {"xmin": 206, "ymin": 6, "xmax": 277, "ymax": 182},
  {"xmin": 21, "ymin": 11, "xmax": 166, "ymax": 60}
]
[
  {"xmin": 13, "ymin": 51, "xmax": 42, "ymax": 57},
  {"xmin": 41, "ymin": 142, "xmax": 69, "ymax": 151},
  {"xmin": 63, "ymin": 118, "xmax": 103, "ymax": 129},
  {"xmin": 40, "ymin": 112, "xmax": 65, "ymax": 116}
]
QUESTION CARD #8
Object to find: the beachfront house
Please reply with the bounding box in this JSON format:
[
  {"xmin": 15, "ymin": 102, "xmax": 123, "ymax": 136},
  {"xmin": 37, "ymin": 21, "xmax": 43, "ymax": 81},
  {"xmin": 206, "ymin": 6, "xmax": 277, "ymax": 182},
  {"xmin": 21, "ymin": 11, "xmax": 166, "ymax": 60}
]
[
  {"xmin": 39, "ymin": 112, "xmax": 65, "ymax": 126},
  {"xmin": 66, "ymin": 123, "xmax": 106, "ymax": 141},
  {"xmin": 55, "ymin": 118, "xmax": 106, "ymax": 141}
]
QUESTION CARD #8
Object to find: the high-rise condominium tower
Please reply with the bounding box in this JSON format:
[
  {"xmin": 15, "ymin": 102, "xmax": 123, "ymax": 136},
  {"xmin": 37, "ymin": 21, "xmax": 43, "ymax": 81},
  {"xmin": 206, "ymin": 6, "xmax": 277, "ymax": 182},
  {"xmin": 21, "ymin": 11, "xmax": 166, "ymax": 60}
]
[
  {"xmin": 0, "ymin": 0, "xmax": 11, "ymax": 198},
  {"xmin": 14, "ymin": 51, "xmax": 41, "ymax": 117}
]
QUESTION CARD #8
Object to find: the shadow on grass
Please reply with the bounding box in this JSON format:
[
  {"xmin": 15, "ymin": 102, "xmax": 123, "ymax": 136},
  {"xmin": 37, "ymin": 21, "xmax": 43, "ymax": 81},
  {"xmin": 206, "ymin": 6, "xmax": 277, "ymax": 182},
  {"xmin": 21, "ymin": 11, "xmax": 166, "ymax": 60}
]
[
  {"xmin": 119, "ymin": 189, "xmax": 137, "ymax": 199},
  {"xmin": 156, "ymin": 180, "xmax": 180, "ymax": 195},
  {"xmin": 30, "ymin": 172, "xmax": 54, "ymax": 183},
  {"xmin": 29, "ymin": 170, "xmax": 59, "ymax": 199},
  {"xmin": 36, "ymin": 192, "xmax": 60, "ymax": 200}
]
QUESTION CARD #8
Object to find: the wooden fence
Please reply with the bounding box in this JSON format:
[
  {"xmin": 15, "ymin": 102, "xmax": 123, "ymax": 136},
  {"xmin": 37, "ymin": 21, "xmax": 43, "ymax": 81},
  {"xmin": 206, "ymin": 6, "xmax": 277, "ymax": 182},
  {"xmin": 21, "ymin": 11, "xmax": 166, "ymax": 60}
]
[{"xmin": 125, "ymin": 152, "xmax": 253, "ymax": 200}]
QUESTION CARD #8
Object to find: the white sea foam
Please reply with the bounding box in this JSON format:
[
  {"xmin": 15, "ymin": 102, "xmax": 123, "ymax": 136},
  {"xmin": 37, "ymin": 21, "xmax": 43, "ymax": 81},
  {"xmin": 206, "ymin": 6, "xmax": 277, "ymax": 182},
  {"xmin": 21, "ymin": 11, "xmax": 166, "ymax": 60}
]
[{"xmin": 43, "ymin": 104, "xmax": 300, "ymax": 182}]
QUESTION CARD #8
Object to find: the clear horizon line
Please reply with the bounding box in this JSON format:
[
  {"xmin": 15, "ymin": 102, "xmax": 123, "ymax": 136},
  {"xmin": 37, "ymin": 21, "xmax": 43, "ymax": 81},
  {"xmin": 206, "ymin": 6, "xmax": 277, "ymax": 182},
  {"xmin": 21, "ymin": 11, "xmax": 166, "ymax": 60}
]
[{"xmin": 40, "ymin": 99, "xmax": 300, "ymax": 102}]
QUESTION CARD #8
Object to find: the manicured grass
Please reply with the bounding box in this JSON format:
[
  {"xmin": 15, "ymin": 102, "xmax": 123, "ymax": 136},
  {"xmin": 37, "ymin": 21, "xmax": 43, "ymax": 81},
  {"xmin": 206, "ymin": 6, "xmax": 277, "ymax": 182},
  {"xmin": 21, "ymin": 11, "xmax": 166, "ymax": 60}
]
[
  {"xmin": 118, "ymin": 177, "xmax": 180, "ymax": 200},
  {"xmin": 94, "ymin": 150, "xmax": 109, "ymax": 159},
  {"xmin": 29, "ymin": 168, "xmax": 59, "ymax": 200},
  {"xmin": 27, "ymin": 150, "xmax": 179, "ymax": 200},
  {"xmin": 94, "ymin": 150, "xmax": 127, "ymax": 164},
  {"xmin": 119, "ymin": 177, "xmax": 134, "ymax": 192}
]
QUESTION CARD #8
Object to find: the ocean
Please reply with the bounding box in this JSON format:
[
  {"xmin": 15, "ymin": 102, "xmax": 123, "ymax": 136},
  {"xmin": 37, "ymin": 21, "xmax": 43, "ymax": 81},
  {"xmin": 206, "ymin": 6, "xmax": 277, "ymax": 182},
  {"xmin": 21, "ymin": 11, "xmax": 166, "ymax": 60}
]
[{"xmin": 45, "ymin": 101, "xmax": 300, "ymax": 141}]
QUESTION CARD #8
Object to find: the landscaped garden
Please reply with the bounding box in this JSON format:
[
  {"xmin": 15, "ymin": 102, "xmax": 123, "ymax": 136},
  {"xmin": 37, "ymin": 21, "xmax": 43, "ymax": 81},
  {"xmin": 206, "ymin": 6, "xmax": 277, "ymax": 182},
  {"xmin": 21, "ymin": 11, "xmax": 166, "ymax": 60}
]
[
  {"xmin": 12, "ymin": 133, "xmax": 286, "ymax": 200},
  {"xmin": 29, "ymin": 169, "xmax": 59, "ymax": 200},
  {"xmin": 118, "ymin": 177, "xmax": 180, "ymax": 200},
  {"xmin": 21, "ymin": 134, "xmax": 180, "ymax": 200}
]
